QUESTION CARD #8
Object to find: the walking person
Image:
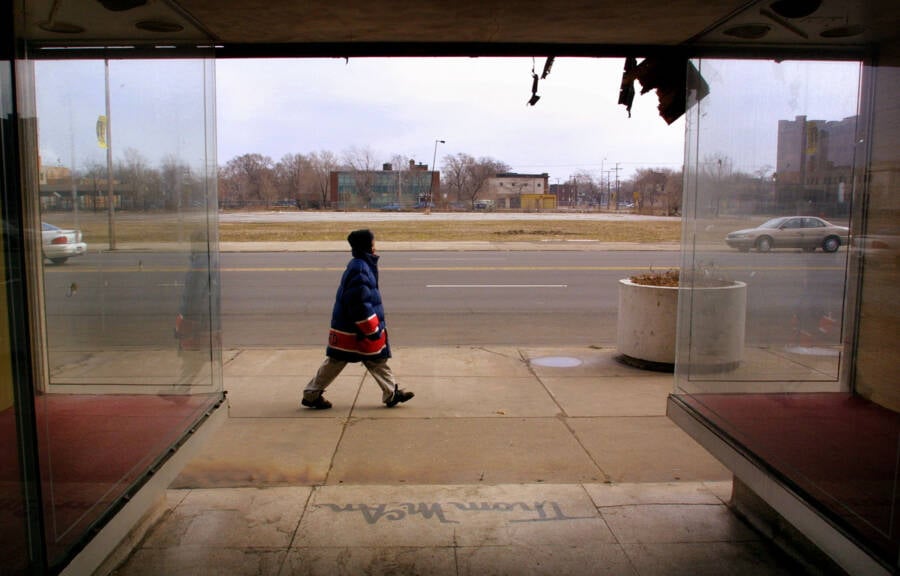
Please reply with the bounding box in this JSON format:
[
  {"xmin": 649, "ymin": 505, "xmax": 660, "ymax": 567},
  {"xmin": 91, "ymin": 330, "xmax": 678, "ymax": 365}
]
[{"xmin": 302, "ymin": 229, "xmax": 414, "ymax": 410}]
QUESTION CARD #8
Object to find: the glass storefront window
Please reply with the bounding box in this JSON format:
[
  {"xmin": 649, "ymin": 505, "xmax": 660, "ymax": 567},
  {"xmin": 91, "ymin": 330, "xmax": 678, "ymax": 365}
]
[
  {"xmin": 20, "ymin": 54, "xmax": 222, "ymax": 569},
  {"xmin": 676, "ymin": 58, "xmax": 899, "ymax": 563}
]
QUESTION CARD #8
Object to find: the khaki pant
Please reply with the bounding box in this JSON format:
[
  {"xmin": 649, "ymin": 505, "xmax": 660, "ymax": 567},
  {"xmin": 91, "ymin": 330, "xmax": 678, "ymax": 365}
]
[{"xmin": 304, "ymin": 357, "xmax": 398, "ymax": 404}]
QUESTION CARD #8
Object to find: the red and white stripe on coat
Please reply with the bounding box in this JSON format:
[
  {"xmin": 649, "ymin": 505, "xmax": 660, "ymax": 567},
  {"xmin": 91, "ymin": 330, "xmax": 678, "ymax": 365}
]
[
  {"xmin": 355, "ymin": 313, "xmax": 381, "ymax": 336},
  {"xmin": 328, "ymin": 327, "xmax": 387, "ymax": 356}
]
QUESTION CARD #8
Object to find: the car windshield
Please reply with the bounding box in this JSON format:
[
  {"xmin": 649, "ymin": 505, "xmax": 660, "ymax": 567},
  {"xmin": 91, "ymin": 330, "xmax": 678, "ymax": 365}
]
[
  {"xmin": 759, "ymin": 217, "xmax": 789, "ymax": 229},
  {"xmin": 42, "ymin": 222, "xmax": 60, "ymax": 231}
]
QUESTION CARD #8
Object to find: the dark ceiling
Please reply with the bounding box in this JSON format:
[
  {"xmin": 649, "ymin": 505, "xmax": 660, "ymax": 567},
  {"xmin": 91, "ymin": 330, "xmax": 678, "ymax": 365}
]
[{"xmin": 18, "ymin": 0, "xmax": 899, "ymax": 56}]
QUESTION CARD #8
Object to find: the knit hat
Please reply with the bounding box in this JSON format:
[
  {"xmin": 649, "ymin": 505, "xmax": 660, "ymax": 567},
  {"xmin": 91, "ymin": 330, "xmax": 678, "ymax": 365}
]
[{"xmin": 347, "ymin": 229, "xmax": 375, "ymax": 253}]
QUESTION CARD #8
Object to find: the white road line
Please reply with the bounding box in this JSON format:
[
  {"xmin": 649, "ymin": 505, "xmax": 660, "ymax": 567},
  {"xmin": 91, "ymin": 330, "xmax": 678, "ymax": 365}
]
[
  {"xmin": 410, "ymin": 257, "xmax": 505, "ymax": 262},
  {"xmin": 426, "ymin": 284, "xmax": 568, "ymax": 288}
]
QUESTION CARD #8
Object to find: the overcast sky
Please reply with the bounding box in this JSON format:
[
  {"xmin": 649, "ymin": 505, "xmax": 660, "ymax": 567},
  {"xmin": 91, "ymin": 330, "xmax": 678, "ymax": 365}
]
[
  {"xmin": 215, "ymin": 57, "xmax": 687, "ymax": 182},
  {"xmin": 35, "ymin": 57, "xmax": 860, "ymax": 184}
]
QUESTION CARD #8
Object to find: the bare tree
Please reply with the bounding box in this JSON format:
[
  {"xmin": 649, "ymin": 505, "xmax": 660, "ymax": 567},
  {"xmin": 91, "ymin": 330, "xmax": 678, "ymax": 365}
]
[
  {"xmin": 441, "ymin": 153, "xmax": 469, "ymax": 203},
  {"xmin": 118, "ymin": 148, "xmax": 150, "ymax": 209},
  {"xmin": 221, "ymin": 153, "xmax": 276, "ymax": 208},
  {"xmin": 217, "ymin": 163, "xmax": 240, "ymax": 208},
  {"xmin": 160, "ymin": 154, "xmax": 195, "ymax": 211},
  {"xmin": 81, "ymin": 160, "xmax": 107, "ymax": 211},
  {"xmin": 570, "ymin": 170, "xmax": 599, "ymax": 207},
  {"xmin": 441, "ymin": 153, "xmax": 510, "ymax": 207},
  {"xmin": 663, "ymin": 169, "xmax": 683, "ymax": 216},
  {"xmin": 343, "ymin": 146, "xmax": 380, "ymax": 207},
  {"xmin": 700, "ymin": 153, "xmax": 733, "ymax": 216},
  {"xmin": 275, "ymin": 153, "xmax": 311, "ymax": 206},
  {"xmin": 308, "ymin": 150, "xmax": 340, "ymax": 208},
  {"xmin": 632, "ymin": 168, "xmax": 667, "ymax": 212}
]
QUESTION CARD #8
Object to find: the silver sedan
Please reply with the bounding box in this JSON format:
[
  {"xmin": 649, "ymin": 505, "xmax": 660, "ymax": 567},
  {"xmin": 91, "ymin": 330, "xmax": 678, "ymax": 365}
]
[{"xmin": 726, "ymin": 216, "xmax": 849, "ymax": 253}]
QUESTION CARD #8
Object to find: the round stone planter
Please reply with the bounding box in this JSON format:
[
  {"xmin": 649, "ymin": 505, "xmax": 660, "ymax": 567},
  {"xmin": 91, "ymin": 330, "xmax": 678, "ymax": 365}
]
[{"xmin": 616, "ymin": 278, "xmax": 747, "ymax": 371}]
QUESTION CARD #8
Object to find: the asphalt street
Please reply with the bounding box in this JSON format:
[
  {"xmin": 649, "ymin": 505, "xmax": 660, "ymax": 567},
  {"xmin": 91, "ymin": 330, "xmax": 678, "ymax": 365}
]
[{"xmin": 42, "ymin": 248, "xmax": 847, "ymax": 352}]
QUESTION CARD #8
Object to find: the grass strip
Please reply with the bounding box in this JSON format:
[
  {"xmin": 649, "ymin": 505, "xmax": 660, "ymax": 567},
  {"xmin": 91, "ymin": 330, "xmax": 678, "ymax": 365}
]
[{"xmin": 42, "ymin": 213, "xmax": 682, "ymax": 244}]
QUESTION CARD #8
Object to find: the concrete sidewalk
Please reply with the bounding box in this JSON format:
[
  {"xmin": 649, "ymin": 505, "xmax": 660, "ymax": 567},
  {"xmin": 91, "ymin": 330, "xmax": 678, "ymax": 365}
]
[{"xmin": 107, "ymin": 346, "xmax": 802, "ymax": 575}]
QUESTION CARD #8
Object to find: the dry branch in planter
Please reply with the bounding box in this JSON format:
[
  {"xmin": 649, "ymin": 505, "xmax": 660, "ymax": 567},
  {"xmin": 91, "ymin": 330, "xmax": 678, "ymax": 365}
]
[{"xmin": 630, "ymin": 269, "xmax": 679, "ymax": 287}]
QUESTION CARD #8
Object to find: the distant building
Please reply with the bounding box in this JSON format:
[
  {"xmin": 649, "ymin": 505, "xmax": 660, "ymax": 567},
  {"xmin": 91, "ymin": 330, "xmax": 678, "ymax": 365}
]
[
  {"xmin": 482, "ymin": 172, "xmax": 550, "ymax": 209},
  {"xmin": 776, "ymin": 115, "xmax": 856, "ymax": 214},
  {"xmin": 329, "ymin": 160, "xmax": 439, "ymax": 209},
  {"xmin": 549, "ymin": 181, "xmax": 577, "ymax": 207}
]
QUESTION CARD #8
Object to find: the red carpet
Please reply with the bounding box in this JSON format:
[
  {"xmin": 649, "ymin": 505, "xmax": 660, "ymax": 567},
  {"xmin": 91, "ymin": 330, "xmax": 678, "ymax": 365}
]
[
  {"xmin": 1, "ymin": 393, "xmax": 218, "ymax": 571},
  {"xmin": 682, "ymin": 392, "xmax": 900, "ymax": 562}
]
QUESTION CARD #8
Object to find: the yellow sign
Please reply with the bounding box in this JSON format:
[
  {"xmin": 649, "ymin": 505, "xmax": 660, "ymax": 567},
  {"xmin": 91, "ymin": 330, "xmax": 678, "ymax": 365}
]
[
  {"xmin": 96, "ymin": 115, "xmax": 108, "ymax": 149},
  {"xmin": 806, "ymin": 124, "xmax": 818, "ymax": 154}
]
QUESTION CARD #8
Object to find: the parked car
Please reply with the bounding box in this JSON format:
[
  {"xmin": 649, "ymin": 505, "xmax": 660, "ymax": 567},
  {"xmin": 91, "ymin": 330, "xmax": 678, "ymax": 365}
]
[
  {"xmin": 42, "ymin": 222, "xmax": 87, "ymax": 264},
  {"xmin": 380, "ymin": 202, "xmax": 403, "ymax": 211},
  {"xmin": 725, "ymin": 216, "xmax": 849, "ymax": 253}
]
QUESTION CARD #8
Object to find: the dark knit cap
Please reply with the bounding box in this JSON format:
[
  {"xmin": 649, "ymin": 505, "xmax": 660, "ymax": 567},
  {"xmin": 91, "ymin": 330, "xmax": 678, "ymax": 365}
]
[{"xmin": 347, "ymin": 229, "xmax": 374, "ymax": 253}]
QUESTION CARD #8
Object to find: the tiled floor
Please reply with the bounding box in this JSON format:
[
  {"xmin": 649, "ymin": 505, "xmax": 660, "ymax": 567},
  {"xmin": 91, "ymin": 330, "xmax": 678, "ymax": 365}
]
[
  {"xmin": 111, "ymin": 482, "xmax": 800, "ymax": 575},
  {"xmin": 107, "ymin": 346, "xmax": 807, "ymax": 575}
]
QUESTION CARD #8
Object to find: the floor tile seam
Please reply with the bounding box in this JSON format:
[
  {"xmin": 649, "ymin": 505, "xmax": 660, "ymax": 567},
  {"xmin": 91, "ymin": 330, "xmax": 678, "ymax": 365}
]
[
  {"xmin": 215, "ymin": 414, "xmax": 676, "ymax": 420},
  {"xmin": 613, "ymin": 536, "xmax": 765, "ymax": 545},
  {"xmin": 283, "ymin": 485, "xmax": 319, "ymax": 566},
  {"xmin": 532, "ymin": 394, "xmax": 614, "ymax": 482},
  {"xmin": 519, "ymin": 347, "xmax": 569, "ymax": 418},
  {"xmin": 221, "ymin": 349, "xmax": 246, "ymax": 369},
  {"xmin": 139, "ymin": 544, "xmax": 294, "ymax": 551},
  {"xmin": 320, "ymin": 378, "xmax": 366, "ymax": 485},
  {"xmin": 596, "ymin": 502, "xmax": 733, "ymax": 509},
  {"xmin": 340, "ymin": 415, "xmax": 575, "ymax": 420},
  {"xmin": 171, "ymin": 480, "xmax": 719, "ymax": 490},
  {"xmin": 565, "ymin": 414, "xmax": 675, "ymax": 420},
  {"xmin": 574, "ymin": 483, "xmax": 639, "ymax": 574},
  {"xmin": 284, "ymin": 543, "xmax": 624, "ymax": 550}
]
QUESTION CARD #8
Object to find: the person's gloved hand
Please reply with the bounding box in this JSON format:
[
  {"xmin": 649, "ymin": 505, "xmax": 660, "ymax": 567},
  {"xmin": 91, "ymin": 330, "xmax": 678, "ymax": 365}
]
[{"xmin": 366, "ymin": 324, "xmax": 384, "ymax": 340}]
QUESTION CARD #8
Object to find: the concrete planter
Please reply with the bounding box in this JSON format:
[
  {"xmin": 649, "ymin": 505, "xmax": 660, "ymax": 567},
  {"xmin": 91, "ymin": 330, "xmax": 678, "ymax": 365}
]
[{"xmin": 616, "ymin": 278, "xmax": 747, "ymax": 370}]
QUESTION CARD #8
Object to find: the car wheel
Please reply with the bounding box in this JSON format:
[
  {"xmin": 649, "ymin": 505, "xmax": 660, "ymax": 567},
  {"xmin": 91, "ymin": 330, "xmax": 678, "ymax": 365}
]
[
  {"xmin": 49, "ymin": 257, "xmax": 69, "ymax": 265},
  {"xmin": 823, "ymin": 236, "xmax": 840, "ymax": 253},
  {"xmin": 756, "ymin": 236, "xmax": 773, "ymax": 252}
]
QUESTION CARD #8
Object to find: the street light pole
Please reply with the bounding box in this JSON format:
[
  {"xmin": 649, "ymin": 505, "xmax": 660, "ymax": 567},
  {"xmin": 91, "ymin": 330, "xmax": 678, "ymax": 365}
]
[
  {"xmin": 104, "ymin": 58, "xmax": 116, "ymax": 250},
  {"xmin": 429, "ymin": 139, "xmax": 445, "ymax": 213}
]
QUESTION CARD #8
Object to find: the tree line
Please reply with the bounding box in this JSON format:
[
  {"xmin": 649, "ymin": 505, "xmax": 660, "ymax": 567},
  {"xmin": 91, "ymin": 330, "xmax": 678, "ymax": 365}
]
[
  {"xmin": 57, "ymin": 146, "xmax": 698, "ymax": 215},
  {"xmin": 217, "ymin": 146, "xmax": 689, "ymax": 214},
  {"xmin": 217, "ymin": 147, "xmax": 514, "ymax": 210}
]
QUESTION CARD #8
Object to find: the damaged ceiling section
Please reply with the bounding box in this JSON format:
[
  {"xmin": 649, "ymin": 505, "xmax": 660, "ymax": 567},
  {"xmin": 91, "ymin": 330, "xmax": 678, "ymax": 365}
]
[{"xmin": 19, "ymin": 0, "xmax": 895, "ymax": 124}]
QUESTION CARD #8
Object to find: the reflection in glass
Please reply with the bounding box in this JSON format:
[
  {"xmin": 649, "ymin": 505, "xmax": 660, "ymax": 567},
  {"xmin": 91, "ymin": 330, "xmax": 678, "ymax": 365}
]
[
  {"xmin": 678, "ymin": 59, "xmax": 859, "ymax": 385},
  {"xmin": 30, "ymin": 57, "xmax": 221, "ymax": 568},
  {"xmin": 676, "ymin": 58, "xmax": 900, "ymax": 563}
]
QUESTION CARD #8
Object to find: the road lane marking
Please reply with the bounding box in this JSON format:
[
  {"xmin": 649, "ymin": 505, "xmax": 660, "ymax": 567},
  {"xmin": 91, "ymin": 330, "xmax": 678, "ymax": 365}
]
[{"xmin": 427, "ymin": 284, "xmax": 568, "ymax": 288}]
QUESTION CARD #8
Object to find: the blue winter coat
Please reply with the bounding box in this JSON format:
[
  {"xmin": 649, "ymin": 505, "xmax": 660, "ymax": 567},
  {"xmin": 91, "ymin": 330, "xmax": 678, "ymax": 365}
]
[{"xmin": 326, "ymin": 251, "xmax": 391, "ymax": 362}]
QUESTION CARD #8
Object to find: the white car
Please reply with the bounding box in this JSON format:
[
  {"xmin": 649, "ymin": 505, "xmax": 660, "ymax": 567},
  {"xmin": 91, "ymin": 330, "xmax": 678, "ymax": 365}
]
[{"xmin": 42, "ymin": 222, "xmax": 87, "ymax": 264}]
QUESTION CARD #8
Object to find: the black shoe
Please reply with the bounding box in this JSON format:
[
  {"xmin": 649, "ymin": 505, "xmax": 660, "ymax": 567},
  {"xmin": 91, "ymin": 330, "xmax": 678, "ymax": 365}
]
[
  {"xmin": 301, "ymin": 396, "xmax": 332, "ymax": 410},
  {"xmin": 385, "ymin": 389, "xmax": 414, "ymax": 408}
]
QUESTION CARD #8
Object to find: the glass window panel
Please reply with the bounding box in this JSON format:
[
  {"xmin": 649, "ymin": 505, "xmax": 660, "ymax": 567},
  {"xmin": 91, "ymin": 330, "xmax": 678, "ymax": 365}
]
[
  {"xmin": 30, "ymin": 56, "xmax": 222, "ymax": 567},
  {"xmin": 676, "ymin": 57, "xmax": 900, "ymax": 563},
  {"xmin": 678, "ymin": 59, "xmax": 859, "ymax": 386}
]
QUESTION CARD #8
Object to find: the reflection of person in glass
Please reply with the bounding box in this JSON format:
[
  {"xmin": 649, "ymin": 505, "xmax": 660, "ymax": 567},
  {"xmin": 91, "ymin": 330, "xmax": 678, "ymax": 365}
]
[
  {"xmin": 175, "ymin": 231, "xmax": 211, "ymax": 388},
  {"xmin": 302, "ymin": 229, "xmax": 414, "ymax": 410}
]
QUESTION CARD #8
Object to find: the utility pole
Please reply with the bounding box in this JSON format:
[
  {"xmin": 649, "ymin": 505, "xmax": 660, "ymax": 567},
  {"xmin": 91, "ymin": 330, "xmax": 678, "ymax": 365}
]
[
  {"xmin": 104, "ymin": 58, "xmax": 116, "ymax": 250},
  {"xmin": 428, "ymin": 139, "xmax": 445, "ymax": 213},
  {"xmin": 613, "ymin": 163, "xmax": 621, "ymax": 208}
]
